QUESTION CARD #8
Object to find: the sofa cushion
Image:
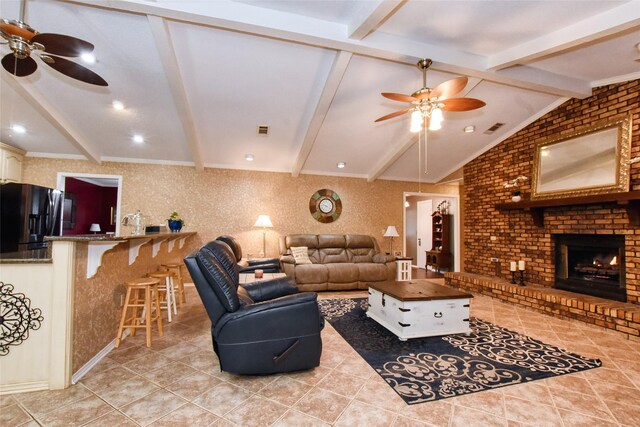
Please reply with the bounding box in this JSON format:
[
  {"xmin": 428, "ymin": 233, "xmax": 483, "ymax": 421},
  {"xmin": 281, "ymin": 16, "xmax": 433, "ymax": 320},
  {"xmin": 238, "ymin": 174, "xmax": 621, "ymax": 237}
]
[
  {"xmin": 287, "ymin": 234, "xmax": 319, "ymax": 249},
  {"xmin": 294, "ymin": 264, "xmax": 329, "ymax": 284},
  {"xmin": 291, "ymin": 246, "xmax": 312, "ymax": 264},
  {"xmin": 357, "ymin": 263, "xmax": 389, "ymax": 282},
  {"xmin": 325, "ymin": 263, "xmax": 358, "ymax": 283},
  {"xmin": 348, "ymin": 247, "xmax": 376, "ymax": 263},
  {"xmin": 346, "ymin": 234, "xmax": 376, "ymax": 249},
  {"xmin": 318, "ymin": 234, "xmax": 346, "ymax": 248},
  {"xmin": 319, "ymin": 247, "xmax": 348, "ymax": 264}
]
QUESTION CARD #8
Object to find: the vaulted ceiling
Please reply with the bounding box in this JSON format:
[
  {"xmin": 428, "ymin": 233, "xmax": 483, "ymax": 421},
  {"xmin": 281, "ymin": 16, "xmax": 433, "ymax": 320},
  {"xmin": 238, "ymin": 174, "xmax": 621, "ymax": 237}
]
[{"xmin": 1, "ymin": 0, "xmax": 639, "ymax": 183}]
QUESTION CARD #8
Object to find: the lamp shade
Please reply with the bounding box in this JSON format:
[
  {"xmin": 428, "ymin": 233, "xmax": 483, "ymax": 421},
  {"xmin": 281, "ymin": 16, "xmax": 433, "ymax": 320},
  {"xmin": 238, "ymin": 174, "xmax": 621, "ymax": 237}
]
[
  {"xmin": 253, "ymin": 215, "xmax": 273, "ymax": 228},
  {"xmin": 383, "ymin": 225, "xmax": 399, "ymax": 237},
  {"xmin": 89, "ymin": 223, "xmax": 101, "ymax": 232}
]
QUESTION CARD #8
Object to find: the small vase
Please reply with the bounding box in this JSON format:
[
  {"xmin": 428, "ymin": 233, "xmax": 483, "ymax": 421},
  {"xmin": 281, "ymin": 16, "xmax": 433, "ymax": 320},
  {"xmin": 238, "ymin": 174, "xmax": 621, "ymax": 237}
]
[{"xmin": 167, "ymin": 219, "xmax": 183, "ymax": 232}]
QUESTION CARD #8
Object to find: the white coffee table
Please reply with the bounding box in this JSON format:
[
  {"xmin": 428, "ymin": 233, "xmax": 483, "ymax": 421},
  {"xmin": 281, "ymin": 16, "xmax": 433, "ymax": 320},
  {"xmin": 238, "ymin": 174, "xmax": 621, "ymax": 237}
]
[
  {"xmin": 238, "ymin": 272, "xmax": 286, "ymax": 284},
  {"xmin": 367, "ymin": 279, "xmax": 472, "ymax": 340}
]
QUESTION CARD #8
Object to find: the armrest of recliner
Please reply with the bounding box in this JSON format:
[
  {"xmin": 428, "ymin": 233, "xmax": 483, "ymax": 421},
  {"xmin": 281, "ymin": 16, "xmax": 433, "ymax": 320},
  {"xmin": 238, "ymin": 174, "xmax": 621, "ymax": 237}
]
[
  {"xmin": 280, "ymin": 255, "xmax": 295, "ymax": 264},
  {"xmin": 239, "ymin": 263, "xmax": 280, "ymax": 273},
  {"xmin": 241, "ymin": 276, "xmax": 298, "ymax": 302},
  {"xmin": 373, "ymin": 253, "xmax": 396, "ymax": 263},
  {"xmin": 214, "ymin": 292, "xmax": 324, "ymax": 339},
  {"xmin": 247, "ymin": 258, "xmax": 280, "ymax": 266}
]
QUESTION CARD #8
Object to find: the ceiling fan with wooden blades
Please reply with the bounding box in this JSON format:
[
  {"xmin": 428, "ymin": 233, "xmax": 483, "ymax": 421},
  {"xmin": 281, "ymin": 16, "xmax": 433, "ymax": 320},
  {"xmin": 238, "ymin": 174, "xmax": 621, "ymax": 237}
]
[
  {"xmin": 0, "ymin": 1, "xmax": 107, "ymax": 86},
  {"xmin": 375, "ymin": 58, "xmax": 484, "ymax": 131}
]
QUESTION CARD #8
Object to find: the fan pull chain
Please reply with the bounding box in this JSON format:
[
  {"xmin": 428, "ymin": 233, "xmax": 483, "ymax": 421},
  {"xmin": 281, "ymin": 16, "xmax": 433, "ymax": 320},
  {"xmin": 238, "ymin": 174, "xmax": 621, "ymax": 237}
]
[
  {"xmin": 424, "ymin": 122, "xmax": 428, "ymax": 175},
  {"xmin": 418, "ymin": 125, "xmax": 422, "ymax": 194}
]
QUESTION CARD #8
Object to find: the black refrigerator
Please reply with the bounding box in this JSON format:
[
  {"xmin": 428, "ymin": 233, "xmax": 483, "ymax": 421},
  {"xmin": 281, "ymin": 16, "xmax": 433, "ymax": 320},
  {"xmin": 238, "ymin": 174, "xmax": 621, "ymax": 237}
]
[{"xmin": 0, "ymin": 183, "xmax": 64, "ymax": 257}]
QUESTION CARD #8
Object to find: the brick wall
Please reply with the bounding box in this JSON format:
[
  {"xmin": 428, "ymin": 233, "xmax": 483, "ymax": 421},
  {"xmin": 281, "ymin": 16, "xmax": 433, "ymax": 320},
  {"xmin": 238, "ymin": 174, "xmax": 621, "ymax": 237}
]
[{"xmin": 463, "ymin": 79, "xmax": 640, "ymax": 304}]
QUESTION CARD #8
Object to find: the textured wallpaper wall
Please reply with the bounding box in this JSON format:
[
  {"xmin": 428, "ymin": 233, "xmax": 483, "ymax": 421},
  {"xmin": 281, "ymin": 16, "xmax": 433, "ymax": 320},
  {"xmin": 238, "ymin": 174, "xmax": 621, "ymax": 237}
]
[
  {"xmin": 71, "ymin": 237, "xmax": 197, "ymax": 372},
  {"xmin": 22, "ymin": 158, "xmax": 459, "ymax": 258}
]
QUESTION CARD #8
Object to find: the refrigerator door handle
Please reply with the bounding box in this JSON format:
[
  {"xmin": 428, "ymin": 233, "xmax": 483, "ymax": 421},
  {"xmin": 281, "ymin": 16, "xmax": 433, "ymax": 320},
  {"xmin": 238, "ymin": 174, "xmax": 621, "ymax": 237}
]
[
  {"xmin": 46, "ymin": 190, "xmax": 61, "ymax": 236},
  {"xmin": 46, "ymin": 191, "xmax": 53, "ymax": 235}
]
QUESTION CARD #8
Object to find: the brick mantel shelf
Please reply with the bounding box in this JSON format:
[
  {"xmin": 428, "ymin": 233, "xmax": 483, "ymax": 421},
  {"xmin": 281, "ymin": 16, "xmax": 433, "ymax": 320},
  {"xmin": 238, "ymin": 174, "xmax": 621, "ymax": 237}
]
[{"xmin": 495, "ymin": 191, "xmax": 640, "ymax": 227}]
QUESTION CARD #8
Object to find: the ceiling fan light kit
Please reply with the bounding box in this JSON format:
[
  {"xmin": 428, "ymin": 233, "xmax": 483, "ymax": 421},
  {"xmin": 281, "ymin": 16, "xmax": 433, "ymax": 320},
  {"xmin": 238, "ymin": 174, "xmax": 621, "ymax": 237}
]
[
  {"xmin": 0, "ymin": 8, "xmax": 108, "ymax": 87},
  {"xmin": 376, "ymin": 58, "xmax": 485, "ymax": 133}
]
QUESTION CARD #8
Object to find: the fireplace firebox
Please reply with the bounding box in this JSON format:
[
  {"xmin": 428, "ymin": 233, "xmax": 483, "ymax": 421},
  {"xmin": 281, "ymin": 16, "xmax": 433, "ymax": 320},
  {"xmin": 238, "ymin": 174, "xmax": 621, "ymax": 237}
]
[{"xmin": 554, "ymin": 234, "xmax": 626, "ymax": 301}]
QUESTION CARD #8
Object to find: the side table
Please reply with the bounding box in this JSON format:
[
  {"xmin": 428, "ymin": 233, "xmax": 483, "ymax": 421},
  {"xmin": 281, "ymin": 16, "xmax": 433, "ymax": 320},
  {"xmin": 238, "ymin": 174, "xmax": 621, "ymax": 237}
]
[{"xmin": 395, "ymin": 257, "xmax": 412, "ymax": 281}]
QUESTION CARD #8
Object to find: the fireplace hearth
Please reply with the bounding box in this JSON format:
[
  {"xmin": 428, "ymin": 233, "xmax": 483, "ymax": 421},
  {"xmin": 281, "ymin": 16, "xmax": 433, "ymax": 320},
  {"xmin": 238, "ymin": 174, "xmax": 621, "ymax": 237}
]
[{"xmin": 554, "ymin": 234, "xmax": 626, "ymax": 301}]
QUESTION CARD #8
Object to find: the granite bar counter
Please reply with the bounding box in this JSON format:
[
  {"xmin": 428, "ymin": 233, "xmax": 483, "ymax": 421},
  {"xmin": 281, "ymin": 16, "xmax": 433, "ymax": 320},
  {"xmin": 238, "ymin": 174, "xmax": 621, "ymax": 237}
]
[
  {"xmin": 0, "ymin": 231, "xmax": 199, "ymax": 393},
  {"xmin": 46, "ymin": 230, "xmax": 196, "ymax": 242}
]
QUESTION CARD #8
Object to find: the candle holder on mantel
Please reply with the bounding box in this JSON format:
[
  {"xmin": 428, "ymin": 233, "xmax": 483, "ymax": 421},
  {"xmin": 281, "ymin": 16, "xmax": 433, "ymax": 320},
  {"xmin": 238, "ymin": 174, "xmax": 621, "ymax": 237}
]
[
  {"xmin": 510, "ymin": 271, "xmax": 517, "ymax": 284},
  {"xmin": 519, "ymin": 270, "xmax": 525, "ymax": 286}
]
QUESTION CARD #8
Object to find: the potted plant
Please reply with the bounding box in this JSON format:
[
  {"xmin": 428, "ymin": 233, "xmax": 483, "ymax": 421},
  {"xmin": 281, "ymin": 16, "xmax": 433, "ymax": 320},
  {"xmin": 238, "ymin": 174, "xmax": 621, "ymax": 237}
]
[
  {"xmin": 503, "ymin": 175, "xmax": 528, "ymax": 202},
  {"xmin": 167, "ymin": 211, "xmax": 185, "ymax": 232}
]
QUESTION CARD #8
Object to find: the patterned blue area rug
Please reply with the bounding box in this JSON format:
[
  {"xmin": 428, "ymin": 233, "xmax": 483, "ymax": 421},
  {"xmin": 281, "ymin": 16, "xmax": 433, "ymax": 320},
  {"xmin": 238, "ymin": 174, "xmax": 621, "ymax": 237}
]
[{"xmin": 318, "ymin": 298, "xmax": 601, "ymax": 404}]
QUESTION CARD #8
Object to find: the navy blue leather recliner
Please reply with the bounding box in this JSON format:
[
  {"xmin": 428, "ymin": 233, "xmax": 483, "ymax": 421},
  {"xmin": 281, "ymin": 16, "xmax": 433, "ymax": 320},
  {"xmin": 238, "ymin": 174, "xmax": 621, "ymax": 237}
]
[
  {"xmin": 216, "ymin": 235, "xmax": 281, "ymax": 273},
  {"xmin": 184, "ymin": 240, "xmax": 323, "ymax": 375}
]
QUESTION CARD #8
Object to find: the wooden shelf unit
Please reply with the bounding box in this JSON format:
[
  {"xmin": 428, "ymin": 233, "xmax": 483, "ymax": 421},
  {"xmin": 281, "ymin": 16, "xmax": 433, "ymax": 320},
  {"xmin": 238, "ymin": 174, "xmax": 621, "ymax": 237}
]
[
  {"xmin": 426, "ymin": 212, "xmax": 452, "ymax": 272},
  {"xmin": 495, "ymin": 191, "xmax": 640, "ymax": 227}
]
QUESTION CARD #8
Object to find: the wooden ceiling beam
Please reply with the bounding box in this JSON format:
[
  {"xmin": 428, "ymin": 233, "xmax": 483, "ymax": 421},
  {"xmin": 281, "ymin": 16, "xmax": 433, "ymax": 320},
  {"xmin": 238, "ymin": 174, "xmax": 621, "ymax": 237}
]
[
  {"xmin": 2, "ymin": 73, "xmax": 101, "ymax": 163},
  {"xmin": 68, "ymin": 0, "xmax": 591, "ymax": 98},
  {"xmin": 367, "ymin": 134, "xmax": 417, "ymax": 183},
  {"xmin": 147, "ymin": 15, "xmax": 205, "ymax": 171},
  {"xmin": 487, "ymin": 2, "xmax": 640, "ymax": 70},
  {"xmin": 348, "ymin": 0, "xmax": 404, "ymax": 40},
  {"xmin": 292, "ymin": 50, "xmax": 352, "ymax": 177}
]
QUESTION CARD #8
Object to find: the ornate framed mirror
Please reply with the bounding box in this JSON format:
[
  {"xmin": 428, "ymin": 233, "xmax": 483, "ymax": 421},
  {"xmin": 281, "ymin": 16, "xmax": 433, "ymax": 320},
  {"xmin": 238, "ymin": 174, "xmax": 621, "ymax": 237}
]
[{"xmin": 531, "ymin": 115, "xmax": 632, "ymax": 200}]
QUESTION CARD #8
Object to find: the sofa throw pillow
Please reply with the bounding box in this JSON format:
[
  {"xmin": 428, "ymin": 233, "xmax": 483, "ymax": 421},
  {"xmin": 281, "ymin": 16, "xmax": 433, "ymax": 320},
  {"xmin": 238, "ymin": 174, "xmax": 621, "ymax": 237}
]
[{"xmin": 290, "ymin": 246, "xmax": 312, "ymax": 264}]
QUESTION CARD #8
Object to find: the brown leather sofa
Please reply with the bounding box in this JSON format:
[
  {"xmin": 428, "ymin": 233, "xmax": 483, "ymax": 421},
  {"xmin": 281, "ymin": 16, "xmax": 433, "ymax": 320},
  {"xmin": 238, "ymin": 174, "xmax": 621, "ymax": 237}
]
[{"xmin": 279, "ymin": 234, "xmax": 396, "ymax": 292}]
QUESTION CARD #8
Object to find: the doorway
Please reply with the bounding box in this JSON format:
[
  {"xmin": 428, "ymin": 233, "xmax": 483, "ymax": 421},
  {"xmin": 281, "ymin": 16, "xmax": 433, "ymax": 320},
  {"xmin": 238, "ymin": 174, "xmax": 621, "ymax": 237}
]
[
  {"xmin": 416, "ymin": 200, "xmax": 432, "ymax": 268},
  {"xmin": 403, "ymin": 192, "xmax": 460, "ymax": 272},
  {"xmin": 56, "ymin": 173, "xmax": 123, "ymax": 236}
]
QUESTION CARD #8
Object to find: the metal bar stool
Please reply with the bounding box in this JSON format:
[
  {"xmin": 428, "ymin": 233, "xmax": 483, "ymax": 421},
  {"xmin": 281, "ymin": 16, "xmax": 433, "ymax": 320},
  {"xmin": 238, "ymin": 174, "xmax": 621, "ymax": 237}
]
[
  {"xmin": 148, "ymin": 270, "xmax": 177, "ymax": 322},
  {"xmin": 115, "ymin": 277, "xmax": 164, "ymax": 348},
  {"xmin": 161, "ymin": 263, "xmax": 186, "ymax": 306}
]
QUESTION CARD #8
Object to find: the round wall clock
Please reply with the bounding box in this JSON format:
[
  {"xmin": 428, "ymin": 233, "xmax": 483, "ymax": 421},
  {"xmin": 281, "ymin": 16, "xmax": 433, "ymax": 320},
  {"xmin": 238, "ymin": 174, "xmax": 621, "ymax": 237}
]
[{"xmin": 309, "ymin": 189, "xmax": 342, "ymax": 223}]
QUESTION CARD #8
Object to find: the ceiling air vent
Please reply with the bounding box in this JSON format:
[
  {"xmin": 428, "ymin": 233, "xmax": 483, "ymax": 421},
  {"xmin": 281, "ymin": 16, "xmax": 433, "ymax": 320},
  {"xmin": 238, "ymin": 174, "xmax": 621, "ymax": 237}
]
[
  {"xmin": 483, "ymin": 122, "xmax": 505, "ymax": 135},
  {"xmin": 257, "ymin": 125, "xmax": 269, "ymax": 136}
]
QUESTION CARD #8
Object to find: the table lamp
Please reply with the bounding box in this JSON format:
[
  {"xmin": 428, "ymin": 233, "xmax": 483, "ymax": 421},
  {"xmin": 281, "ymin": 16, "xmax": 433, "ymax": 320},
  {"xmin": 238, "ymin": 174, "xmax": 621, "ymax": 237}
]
[
  {"xmin": 384, "ymin": 225, "xmax": 399, "ymax": 255},
  {"xmin": 253, "ymin": 214, "xmax": 273, "ymax": 257},
  {"xmin": 89, "ymin": 223, "xmax": 101, "ymax": 234}
]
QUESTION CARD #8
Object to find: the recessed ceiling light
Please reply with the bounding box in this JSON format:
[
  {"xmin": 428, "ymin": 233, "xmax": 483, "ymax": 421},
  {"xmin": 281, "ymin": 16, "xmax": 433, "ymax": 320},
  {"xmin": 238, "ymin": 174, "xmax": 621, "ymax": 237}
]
[
  {"xmin": 245, "ymin": 154, "xmax": 254, "ymax": 161},
  {"xmin": 132, "ymin": 134, "xmax": 144, "ymax": 143},
  {"xmin": 337, "ymin": 162, "xmax": 346, "ymax": 169},
  {"xmin": 112, "ymin": 100, "xmax": 125, "ymax": 111},
  {"xmin": 11, "ymin": 124, "xmax": 26, "ymax": 134},
  {"xmin": 463, "ymin": 125, "xmax": 475, "ymax": 133},
  {"xmin": 81, "ymin": 53, "xmax": 96, "ymax": 64}
]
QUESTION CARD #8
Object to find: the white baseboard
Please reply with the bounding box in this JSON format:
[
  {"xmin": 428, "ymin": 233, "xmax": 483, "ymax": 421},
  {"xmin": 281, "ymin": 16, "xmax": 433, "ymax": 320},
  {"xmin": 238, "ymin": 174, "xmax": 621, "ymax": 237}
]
[
  {"xmin": 0, "ymin": 380, "xmax": 49, "ymax": 395},
  {"xmin": 71, "ymin": 330, "xmax": 130, "ymax": 384},
  {"xmin": 70, "ymin": 282, "xmax": 195, "ymax": 385}
]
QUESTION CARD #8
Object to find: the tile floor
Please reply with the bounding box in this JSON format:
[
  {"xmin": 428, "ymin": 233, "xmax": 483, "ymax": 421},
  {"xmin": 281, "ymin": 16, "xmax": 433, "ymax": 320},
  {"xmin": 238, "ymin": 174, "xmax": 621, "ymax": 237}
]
[{"xmin": 3, "ymin": 280, "xmax": 640, "ymax": 427}]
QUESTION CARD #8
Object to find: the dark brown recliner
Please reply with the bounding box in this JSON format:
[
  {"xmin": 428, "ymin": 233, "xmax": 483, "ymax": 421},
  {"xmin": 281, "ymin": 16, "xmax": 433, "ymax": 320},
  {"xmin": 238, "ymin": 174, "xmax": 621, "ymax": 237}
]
[{"xmin": 184, "ymin": 240, "xmax": 323, "ymax": 375}]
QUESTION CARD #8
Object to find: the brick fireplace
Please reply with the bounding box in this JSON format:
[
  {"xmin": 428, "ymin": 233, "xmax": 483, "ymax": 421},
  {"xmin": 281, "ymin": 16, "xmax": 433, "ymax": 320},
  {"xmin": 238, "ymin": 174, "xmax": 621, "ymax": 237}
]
[
  {"xmin": 554, "ymin": 234, "xmax": 625, "ymax": 302},
  {"xmin": 447, "ymin": 79, "xmax": 640, "ymax": 339}
]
